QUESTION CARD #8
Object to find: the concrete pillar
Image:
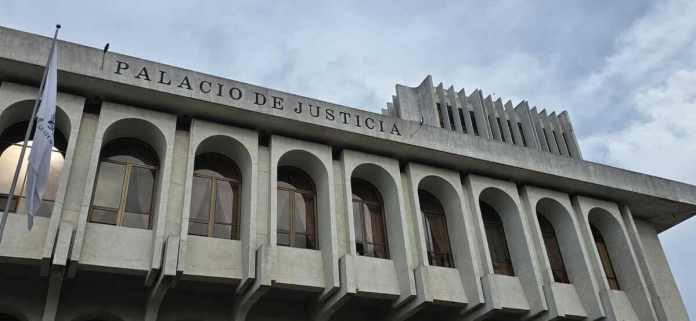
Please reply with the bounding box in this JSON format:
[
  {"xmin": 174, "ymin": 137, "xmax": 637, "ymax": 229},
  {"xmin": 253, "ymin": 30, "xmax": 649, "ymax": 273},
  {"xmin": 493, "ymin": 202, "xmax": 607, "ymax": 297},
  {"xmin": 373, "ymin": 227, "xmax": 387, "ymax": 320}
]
[
  {"xmin": 505, "ymin": 101, "xmax": 524, "ymax": 147},
  {"xmin": 457, "ymin": 89, "xmax": 475, "ymax": 136},
  {"xmin": 42, "ymin": 222, "xmax": 74, "ymax": 321},
  {"xmin": 467, "ymin": 90, "xmax": 491, "ymax": 139},
  {"xmin": 446, "ymin": 86, "xmax": 464, "ymax": 133},
  {"xmin": 435, "ymin": 83, "xmax": 452, "ymax": 130},
  {"xmin": 483, "ymin": 95, "xmax": 501, "ymax": 141}
]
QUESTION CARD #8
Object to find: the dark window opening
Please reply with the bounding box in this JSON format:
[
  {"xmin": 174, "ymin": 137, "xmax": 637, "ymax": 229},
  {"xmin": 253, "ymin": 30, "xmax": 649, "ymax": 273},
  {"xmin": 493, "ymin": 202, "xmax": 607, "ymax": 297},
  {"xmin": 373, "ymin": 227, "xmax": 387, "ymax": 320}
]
[
  {"xmin": 446, "ymin": 105, "xmax": 456, "ymax": 131},
  {"xmin": 458, "ymin": 109, "xmax": 468, "ymax": 133},
  {"xmin": 592, "ymin": 225, "xmax": 620, "ymax": 290},
  {"xmin": 469, "ymin": 111, "xmax": 479, "ymax": 136},
  {"xmin": 538, "ymin": 214, "xmax": 570, "ymax": 283},
  {"xmin": 552, "ymin": 131, "xmax": 563, "ymax": 155},
  {"xmin": 517, "ymin": 123, "xmax": 528, "ymax": 147},
  {"xmin": 419, "ymin": 190, "xmax": 454, "ymax": 268},
  {"xmin": 436, "ymin": 103, "xmax": 445, "ymax": 128},
  {"xmin": 496, "ymin": 118, "xmax": 506, "ymax": 143},
  {"xmin": 507, "ymin": 120, "xmax": 517, "ymax": 145},
  {"xmin": 480, "ymin": 201, "xmax": 514, "ymax": 275},
  {"xmin": 542, "ymin": 128, "xmax": 552, "ymax": 153}
]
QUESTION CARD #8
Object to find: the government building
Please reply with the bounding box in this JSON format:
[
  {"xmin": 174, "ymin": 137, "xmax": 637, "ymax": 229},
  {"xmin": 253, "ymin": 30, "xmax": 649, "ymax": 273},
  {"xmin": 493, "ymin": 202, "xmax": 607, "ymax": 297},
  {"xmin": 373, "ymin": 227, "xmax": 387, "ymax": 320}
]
[{"xmin": 0, "ymin": 25, "xmax": 692, "ymax": 321}]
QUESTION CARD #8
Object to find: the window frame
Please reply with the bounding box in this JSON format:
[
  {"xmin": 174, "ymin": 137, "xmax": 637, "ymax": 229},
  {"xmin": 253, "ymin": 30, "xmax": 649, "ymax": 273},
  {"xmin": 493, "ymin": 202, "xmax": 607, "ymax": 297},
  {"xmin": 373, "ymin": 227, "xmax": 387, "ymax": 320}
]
[
  {"xmin": 190, "ymin": 168, "xmax": 241, "ymax": 240},
  {"xmin": 480, "ymin": 201, "xmax": 515, "ymax": 276},
  {"xmin": 591, "ymin": 225, "xmax": 621, "ymax": 290},
  {"xmin": 88, "ymin": 138, "xmax": 159, "ymax": 229},
  {"xmin": 419, "ymin": 190, "xmax": 454, "ymax": 268},
  {"xmin": 276, "ymin": 166, "xmax": 318, "ymax": 249},
  {"xmin": 351, "ymin": 178, "xmax": 389, "ymax": 259},
  {"xmin": 537, "ymin": 213, "xmax": 570, "ymax": 283}
]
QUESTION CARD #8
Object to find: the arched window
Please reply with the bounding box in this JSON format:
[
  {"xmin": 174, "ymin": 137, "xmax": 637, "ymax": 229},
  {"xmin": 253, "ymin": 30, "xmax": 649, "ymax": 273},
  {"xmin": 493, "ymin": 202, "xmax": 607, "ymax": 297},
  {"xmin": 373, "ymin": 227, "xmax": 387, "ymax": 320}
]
[
  {"xmin": 89, "ymin": 138, "xmax": 158, "ymax": 229},
  {"xmin": 591, "ymin": 224, "xmax": 620, "ymax": 290},
  {"xmin": 419, "ymin": 190, "xmax": 453, "ymax": 267},
  {"xmin": 277, "ymin": 166, "xmax": 317, "ymax": 249},
  {"xmin": 537, "ymin": 213, "xmax": 569, "ymax": 283},
  {"xmin": 189, "ymin": 153, "xmax": 241, "ymax": 239},
  {"xmin": 0, "ymin": 121, "xmax": 66, "ymax": 217},
  {"xmin": 480, "ymin": 201, "xmax": 514, "ymax": 275},
  {"xmin": 352, "ymin": 178, "xmax": 388, "ymax": 259}
]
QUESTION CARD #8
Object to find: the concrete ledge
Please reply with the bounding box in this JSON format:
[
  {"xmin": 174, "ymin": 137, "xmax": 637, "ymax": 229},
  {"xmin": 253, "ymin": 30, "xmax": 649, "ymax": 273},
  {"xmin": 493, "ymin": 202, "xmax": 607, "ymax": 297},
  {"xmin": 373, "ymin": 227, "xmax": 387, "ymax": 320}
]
[
  {"xmin": 79, "ymin": 223, "xmax": 152, "ymax": 273},
  {"xmin": 422, "ymin": 265, "xmax": 468, "ymax": 306},
  {"xmin": 0, "ymin": 213, "xmax": 49, "ymax": 261},
  {"xmin": 271, "ymin": 246, "xmax": 325, "ymax": 291},
  {"xmin": 548, "ymin": 282, "xmax": 586, "ymax": 320},
  {"xmin": 182, "ymin": 236, "xmax": 243, "ymax": 281},
  {"xmin": 352, "ymin": 255, "xmax": 400, "ymax": 298}
]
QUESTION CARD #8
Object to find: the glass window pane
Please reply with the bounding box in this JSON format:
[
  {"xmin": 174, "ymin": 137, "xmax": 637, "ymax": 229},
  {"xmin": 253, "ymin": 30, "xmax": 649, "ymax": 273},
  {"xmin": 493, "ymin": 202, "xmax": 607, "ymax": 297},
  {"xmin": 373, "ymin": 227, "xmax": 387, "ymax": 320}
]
[
  {"xmin": 214, "ymin": 180, "xmax": 235, "ymax": 224},
  {"xmin": 277, "ymin": 189, "xmax": 290, "ymax": 232},
  {"xmin": 90, "ymin": 208, "xmax": 117, "ymax": 225},
  {"xmin": 93, "ymin": 162, "xmax": 126, "ymax": 209},
  {"xmin": 122, "ymin": 212, "xmax": 149, "ymax": 229},
  {"xmin": 124, "ymin": 167, "xmax": 155, "ymax": 214},
  {"xmin": 370, "ymin": 206, "xmax": 386, "ymax": 245},
  {"xmin": 277, "ymin": 231, "xmax": 290, "ymax": 246},
  {"xmin": 429, "ymin": 216, "xmax": 450, "ymax": 254},
  {"xmin": 190, "ymin": 176, "xmax": 211, "ymax": 222},
  {"xmin": 374, "ymin": 244, "xmax": 388, "ymax": 259},
  {"xmin": 188, "ymin": 221, "xmax": 208, "ymax": 236},
  {"xmin": 213, "ymin": 224, "xmax": 232, "ymax": 239},
  {"xmin": 295, "ymin": 233, "xmax": 307, "ymax": 248},
  {"xmin": 294, "ymin": 193, "xmax": 307, "ymax": 234},
  {"xmin": 352, "ymin": 201, "xmax": 364, "ymax": 242}
]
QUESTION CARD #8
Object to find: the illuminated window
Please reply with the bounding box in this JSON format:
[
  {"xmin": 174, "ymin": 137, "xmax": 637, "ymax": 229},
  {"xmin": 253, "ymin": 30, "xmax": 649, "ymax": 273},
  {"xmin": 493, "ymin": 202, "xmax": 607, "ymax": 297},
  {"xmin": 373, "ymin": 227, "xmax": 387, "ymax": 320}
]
[
  {"xmin": 0, "ymin": 121, "xmax": 66, "ymax": 217},
  {"xmin": 89, "ymin": 138, "xmax": 158, "ymax": 229},
  {"xmin": 352, "ymin": 178, "xmax": 388, "ymax": 258},
  {"xmin": 189, "ymin": 153, "xmax": 241, "ymax": 239},
  {"xmin": 277, "ymin": 166, "xmax": 317, "ymax": 249}
]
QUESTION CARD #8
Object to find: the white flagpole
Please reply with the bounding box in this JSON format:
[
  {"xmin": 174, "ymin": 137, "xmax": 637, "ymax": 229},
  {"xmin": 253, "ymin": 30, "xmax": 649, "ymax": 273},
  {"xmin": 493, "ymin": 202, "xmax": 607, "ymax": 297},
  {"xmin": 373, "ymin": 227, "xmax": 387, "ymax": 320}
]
[{"xmin": 0, "ymin": 24, "xmax": 61, "ymax": 244}]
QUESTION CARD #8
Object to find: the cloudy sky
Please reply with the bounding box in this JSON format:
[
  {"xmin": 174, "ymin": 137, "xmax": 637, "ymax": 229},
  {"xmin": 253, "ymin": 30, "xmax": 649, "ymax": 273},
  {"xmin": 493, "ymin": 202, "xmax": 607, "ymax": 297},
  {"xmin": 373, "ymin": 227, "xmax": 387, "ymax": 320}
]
[{"xmin": 2, "ymin": 0, "xmax": 694, "ymax": 316}]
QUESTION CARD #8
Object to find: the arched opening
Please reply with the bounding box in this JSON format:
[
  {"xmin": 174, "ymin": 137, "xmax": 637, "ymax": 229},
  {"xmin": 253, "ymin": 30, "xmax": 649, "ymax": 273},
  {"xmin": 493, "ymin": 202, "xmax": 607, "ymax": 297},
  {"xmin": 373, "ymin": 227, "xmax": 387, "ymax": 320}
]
[
  {"xmin": 479, "ymin": 199, "xmax": 514, "ymax": 276},
  {"xmin": 0, "ymin": 121, "xmax": 67, "ymax": 216},
  {"xmin": 89, "ymin": 138, "xmax": 159, "ymax": 229},
  {"xmin": 537, "ymin": 214, "xmax": 569, "ymax": 283},
  {"xmin": 277, "ymin": 166, "xmax": 317, "ymax": 249},
  {"xmin": 591, "ymin": 223, "xmax": 620, "ymax": 290},
  {"xmin": 419, "ymin": 189, "xmax": 454, "ymax": 267},
  {"xmin": 0, "ymin": 99, "xmax": 71, "ymax": 218},
  {"xmin": 351, "ymin": 178, "xmax": 388, "ymax": 259},
  {"xmin": 189, "ymin": 152, "xmax": 241, "ymax": 239}
]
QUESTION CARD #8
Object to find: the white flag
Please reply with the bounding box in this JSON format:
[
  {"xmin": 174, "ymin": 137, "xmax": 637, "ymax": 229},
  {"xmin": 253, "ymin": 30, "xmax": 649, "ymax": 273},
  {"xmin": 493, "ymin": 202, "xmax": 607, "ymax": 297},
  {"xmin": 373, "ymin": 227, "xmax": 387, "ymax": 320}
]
[{"xmin": 25, "ymin": 44, "xmax": 58, "ymax": 230}]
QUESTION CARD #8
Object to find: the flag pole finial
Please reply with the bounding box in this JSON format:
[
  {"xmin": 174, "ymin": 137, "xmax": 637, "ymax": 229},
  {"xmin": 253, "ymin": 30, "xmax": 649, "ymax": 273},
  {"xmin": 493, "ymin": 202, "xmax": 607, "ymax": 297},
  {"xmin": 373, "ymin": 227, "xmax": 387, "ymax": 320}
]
[{"xmin": 56, "ymin": 24, "xmax": 61, "ymax": 29}]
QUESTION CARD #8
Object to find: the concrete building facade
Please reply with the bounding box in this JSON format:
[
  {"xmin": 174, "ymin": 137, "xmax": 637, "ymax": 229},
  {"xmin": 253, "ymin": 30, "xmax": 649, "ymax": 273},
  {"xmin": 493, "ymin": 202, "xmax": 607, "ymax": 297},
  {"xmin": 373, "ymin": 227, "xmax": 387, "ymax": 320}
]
[{"xmin": 0, "ymin": 26, "xmax": 691, "ymax": 321}]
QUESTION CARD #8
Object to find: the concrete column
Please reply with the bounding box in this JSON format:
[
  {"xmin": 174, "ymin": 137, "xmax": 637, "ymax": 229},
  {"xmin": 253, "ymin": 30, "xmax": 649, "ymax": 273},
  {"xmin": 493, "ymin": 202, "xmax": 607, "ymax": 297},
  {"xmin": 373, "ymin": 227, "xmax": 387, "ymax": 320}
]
[
  {"xmin": 558, "ymin": 111, "xmax": 583, "ymax": 159},
  {"xmin": 446, "ymin": 86, "xmax": 464, "ymax": 133},
  {"xmin": 468, "ymin": 90, "xmax": 491, "ymax": 139},
  {"xmin": 494, "ymin": 99, "xmax": 514, "ymax": 144},
  {"xmin": 549, "ymin": 113, "xmax": 570, "ymax": 157},
  {"xmin": 516, "ymin": 102, "xmax": 540, "ymax": 149},
  {"xmin": 435, "ymin": 83, "xmax": 452, "ymax": 130},
  {"xmin": 395, "ymin": 75, "xmax": 437, "ymax": 126},
  {"xmin": 457, "ymin": 89, "xmax": 475, "ymax": 136},
  {"xmin": 482, "ymin": 95, "xmax": 501, "ymax": 141},
  {"xmin": 42, "ymin": 222, "xmax": 74, "ymax": 321},
  {"xmin": 622, "ymin": 206, "xmax": 689, "ymax": 321},
  {"xmin": 145, "ymin": 236, "xmax": 179, "ymax": 321},
  {"xmin": 505, "ymin": 101, "xmax": 524, "ymax": 147}
]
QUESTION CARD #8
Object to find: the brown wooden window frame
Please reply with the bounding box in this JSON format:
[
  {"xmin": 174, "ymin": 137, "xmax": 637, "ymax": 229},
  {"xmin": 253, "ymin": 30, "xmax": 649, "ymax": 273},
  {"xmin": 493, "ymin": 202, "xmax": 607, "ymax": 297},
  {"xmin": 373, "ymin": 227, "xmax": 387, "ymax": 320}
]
[
  {"xmin": 537, "ymin": 213, "xmax": 570, "ymax": 283},
  {"xmin": 419, "ymin": 190, "xmax": 454, "ymax": 268},
  {"xmin": 480, "ymin": 201, "xmax": 515, "ymax": 276},
  {"xmin": 88, "ymin": 138, "xmax": 159, "ymax": 230},
  {"xmin": 351, "ymin": 178, "xmax": 389, "ymax": 259},
  {"xmin": 277, "ymin": 166, "xmax": 318, "ymax": 250},
  {"xmin": 189, "ymin": 163, "xmax": 242, "ymax": 240},
  {"xmin": 591, "ymin": 225, "xmax": 621, "ymax": 290}
]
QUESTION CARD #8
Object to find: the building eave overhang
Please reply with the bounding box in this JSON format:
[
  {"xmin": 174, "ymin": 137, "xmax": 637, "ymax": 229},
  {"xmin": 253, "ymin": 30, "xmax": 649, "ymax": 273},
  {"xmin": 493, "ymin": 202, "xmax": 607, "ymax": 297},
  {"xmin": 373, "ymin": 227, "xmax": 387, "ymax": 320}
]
[{"xmin": 1, "ymin": 26, "xmax": 693, "ymax": 232}]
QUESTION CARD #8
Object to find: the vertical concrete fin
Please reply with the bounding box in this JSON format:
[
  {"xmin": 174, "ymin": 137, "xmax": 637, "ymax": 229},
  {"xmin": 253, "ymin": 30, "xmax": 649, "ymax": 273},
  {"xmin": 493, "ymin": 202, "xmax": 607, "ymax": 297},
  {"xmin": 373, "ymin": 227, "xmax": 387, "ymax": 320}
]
[
  {"xmin": 435, "ymin": 83, "xmax": 451, "ymax": 130},
  {"xmin": 446, "ymin": 86, "xmax": 464, "ymax": 133},
  {"xmin": 494, "ymin": 98, "xmax": 513, "ymax": 144},
  {"xmin": 483, "ymin": 95, "xmax": 500, "ymax": 141},
  {"xmin": 515, "ymin": 101, "xmax": 539, "ymax": 149},
  {"xmin": 394, "ymin": 75, "xmax": 436, "ymax": 125},
  {"xmin": 558, "ymin": 111, "xmax": 583, "ymax": 160}
]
